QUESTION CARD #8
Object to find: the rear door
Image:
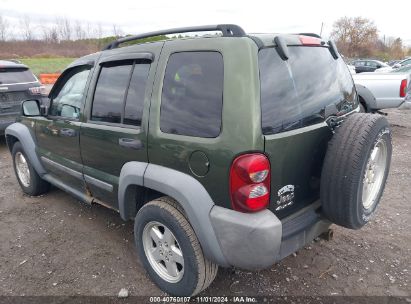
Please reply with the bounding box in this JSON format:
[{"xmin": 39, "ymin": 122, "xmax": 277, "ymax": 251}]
[
  {"xmin": 80, "ymin": 47, "xmax": 160, "ymax": 208},
  {"xmin": 259, "ymin": 45, "xmax": 358, "ymax": 218}
]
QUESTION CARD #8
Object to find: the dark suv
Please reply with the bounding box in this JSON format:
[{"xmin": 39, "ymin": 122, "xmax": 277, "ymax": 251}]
[
  {"xmin": 5, "ymin": 25, "xmax": 392, "ymax": 296},
  {"xmin": 0, "ymin": 60, "xmax": 46, "ymax": 134}
]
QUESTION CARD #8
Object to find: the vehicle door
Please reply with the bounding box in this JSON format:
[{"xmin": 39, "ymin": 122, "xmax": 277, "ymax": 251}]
[
  {"xmin": 80, "ymin": 46, "xmax": 161, "ymax": 208},
  {"xmin": 366, "ymin": 61, "xmax": 378, "ymax": 72},
  {"xmin": 355, "ymin": 61, "xmax": 366, "ymax": 73},
  {"xmin": 36, "ymin": 64, "xmax": 93, "ymax": 191}
]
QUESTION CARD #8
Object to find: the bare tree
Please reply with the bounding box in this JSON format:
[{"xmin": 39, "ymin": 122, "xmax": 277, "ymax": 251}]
[
  {"xmin": 389, "ymin": 38, "xmax": 405, "ymax": 59},
  {"xmin": 20, "ymin": 15, "xmax": 34, "ymax": 41},
  {"xmin": 95, "ymin": 23, "xmax": 103, "ymax": 39},
  {"xmin": 331, "ymin": 17, "xmax": 378, "ymax": 58},
  {"xmin": 41, "ymin": 21, "xmax": 59, "ymax": 43},
  {"xmin": 56, "ymin": 17, "xmax": 72, "ymax": 41},
  {"xmin": 74, "ymin": 20, "xmax": 86, "ymax": 40},
  {"xmin": 0, "ymin": 15, "xmax": 10, "ymax": 41},
  {"xmin": 112, "ymin": 24, "xmax": 124, "ymax": 38}
]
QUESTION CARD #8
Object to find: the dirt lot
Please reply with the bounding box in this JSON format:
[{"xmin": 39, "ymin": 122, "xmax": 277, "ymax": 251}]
[{"xmin": 0, "ymin": 110, "xmax": 410, "ymax": 299}]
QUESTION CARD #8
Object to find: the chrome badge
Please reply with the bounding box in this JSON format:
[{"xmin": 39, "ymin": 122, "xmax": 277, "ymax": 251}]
[{"xmin": 276, "ymin": 185, "xmax": 295, "ymax": 211}]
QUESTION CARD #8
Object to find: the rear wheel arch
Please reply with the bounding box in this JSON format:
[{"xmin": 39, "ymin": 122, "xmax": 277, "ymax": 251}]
[{"xmin": 118, "ymin": 161, "xmax": 229, "ymax": 267}]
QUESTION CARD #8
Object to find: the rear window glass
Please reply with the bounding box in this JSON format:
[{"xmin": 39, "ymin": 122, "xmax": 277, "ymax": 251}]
[
  {"xmin": 0, "ymin": 68, "xmax": 36, "ymax": 84},
  {"xmin": 160, "ymin": 52, "xmax": 224, "ymax": 138},
  {"xmin": 259, "ymin": 46, "xmax": 356, "ymax": 135}
]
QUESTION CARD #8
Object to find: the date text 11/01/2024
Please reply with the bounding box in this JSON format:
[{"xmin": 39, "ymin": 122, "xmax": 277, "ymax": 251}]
[{"xmin": 149, "ymin": 296, "xmax": 258, "ymax": 302}]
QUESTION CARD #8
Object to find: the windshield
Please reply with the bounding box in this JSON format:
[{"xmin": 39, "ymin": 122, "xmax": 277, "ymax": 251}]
[
  {"xmin": 0, "ymin": 68, "xmax": 37, "ymax": 84},
  {"xmin": 259, "ymin": 46, "xmax": 357, "ymax": 135}
]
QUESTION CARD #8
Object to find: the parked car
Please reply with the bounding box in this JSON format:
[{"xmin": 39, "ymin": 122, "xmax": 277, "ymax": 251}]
[
  {"xmin": 5, "ymin": 25, "xmax": 392, "ymax": 296},
  {"xmin": 352, "ymin": 59, "xmax": 391, "ymax": 73},
  {"xmin": 390, "ymin": 64, "xmax": 411, "ymax": 75},
  {"xmin": 353, "ymin": 72, "xmax": 410, "ymax": 111},
  {"xmin": 393, "ymin": 57, "xmax": 411, "ymax": 69},
  {"xmin": 399, "ymin": 82, "xmax": 411, "ymax": 109},
  {"xmin": 0, "ymin": 60, "xmax": 46, "ymax": 134},
  {"xmin": 387, "ymin": 60, "xmax": 401, "ymax": 66},
  {"xmin": 347, "ymin": 64, "xmax": 356, "ymax": 74}
]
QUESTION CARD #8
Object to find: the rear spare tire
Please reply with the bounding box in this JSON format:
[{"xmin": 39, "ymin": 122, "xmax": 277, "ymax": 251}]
[{"xmin": 321, "ymin": 113, "xmax": 392, "ymax": 229}]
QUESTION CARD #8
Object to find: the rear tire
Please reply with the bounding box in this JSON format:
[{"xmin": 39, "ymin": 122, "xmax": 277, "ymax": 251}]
[
  {"xmin": 12, "ymin": 142, "xmax": 50, "ymax": 196},
  {"xmin": 321, "ymin": 113, "xmax": 392, "ymax": 229},
  {"xmin": 134, "ymin": 197, "xmax": 218, "ymax": 296}
]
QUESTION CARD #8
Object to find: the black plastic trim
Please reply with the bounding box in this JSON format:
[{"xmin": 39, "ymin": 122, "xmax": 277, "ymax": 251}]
[
  {"xmin": 102, "ymin": 24, "xmax": 246, "ymax": 50},
  {"xmin": 328, "ymin": 40, "xmax": 340, "ymax": 59},
  {"xmin": 273, "ymin": 36, "xmax": 290, "ymax": 61}
]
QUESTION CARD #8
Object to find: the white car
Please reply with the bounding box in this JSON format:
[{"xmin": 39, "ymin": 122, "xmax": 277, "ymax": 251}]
[{"xmin": 353, "ymin": 72, "xmax": 410, "ymax": 111}]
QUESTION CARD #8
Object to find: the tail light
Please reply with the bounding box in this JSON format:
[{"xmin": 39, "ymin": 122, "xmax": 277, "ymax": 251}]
[
  {"xmin": 229, "ymin": 153, "xmax": 270, "ymax": 212},
  {"xmin": 400, "ymin": 79, "xmax": 408, "ymax": 98},
  {"xmin": 299, "ymin": 35, "xmax": 322, "ymax": 46},
  {"xmin": 29, "ymin": 86, "xmax": 47, "ymax": 96}
]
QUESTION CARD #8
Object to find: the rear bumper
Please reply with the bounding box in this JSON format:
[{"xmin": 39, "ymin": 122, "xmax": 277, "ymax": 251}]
[{"xmin": 210, "ymin": 202, "xmax": 330, "ymax": 270}]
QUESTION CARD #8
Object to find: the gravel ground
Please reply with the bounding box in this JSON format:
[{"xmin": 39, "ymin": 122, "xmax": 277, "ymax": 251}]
[{"xmin": 0, "ymin": 110, "xmax": 410, "ymax": 299}]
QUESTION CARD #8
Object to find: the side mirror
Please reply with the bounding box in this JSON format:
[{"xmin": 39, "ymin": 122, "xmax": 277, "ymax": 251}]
[
  {"xmin": 21, "ymin": 99, "xmax": 42, "ymax": 117},
  {"xmin": 393, "ymin": 63, "xmax": 401, "ymax": 69}
]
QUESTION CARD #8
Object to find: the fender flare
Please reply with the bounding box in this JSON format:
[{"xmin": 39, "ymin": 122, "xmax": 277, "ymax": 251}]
[
  {"xmin": 5, "ymin": 122, "xmax": 46, "ymax": 176},
  {"xmin": 355, "ymin": 84, "xmax": 377, "ymax": 110},
  {"xmin": 118, "ymin": 162, "xmax": 229, "ymax": 266}
]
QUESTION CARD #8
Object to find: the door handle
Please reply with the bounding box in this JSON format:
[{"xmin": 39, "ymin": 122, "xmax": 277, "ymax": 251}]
[{"xmin": 118, "ymin": 138, "xmax": 144, "ymax": 150}]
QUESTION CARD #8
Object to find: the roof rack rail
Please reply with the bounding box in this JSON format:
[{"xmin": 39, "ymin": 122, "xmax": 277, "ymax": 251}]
[
  {"xmin": 298, "ymin": 33, "xmax": 322, "ymax": 39},
  {"xmin": 102, "ymin": 24, "xmax": 246, "ymax": 51}
]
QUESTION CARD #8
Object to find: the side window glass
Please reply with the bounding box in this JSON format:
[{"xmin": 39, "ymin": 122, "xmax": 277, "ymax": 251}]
[
  {"xmin": 91, "ymin": 61, "xmax": 133, "ymax": 124},
  {"xmin": 50, "ymin": 67, "xmax": 91, "ymax": 119},
  {"xmin": 91, "ymin": 60, "xmax": 150, "ymax": 126},
  {"xmin": 160, "ymin": 52, "xmax": 224, "ymax": 138},
  {"xmin": 123, "ymin": 63, "xmax": 150, "ymax": 126}
]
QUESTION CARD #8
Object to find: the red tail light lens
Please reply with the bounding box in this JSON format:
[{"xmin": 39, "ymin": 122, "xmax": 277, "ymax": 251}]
[
  {"xmin": 229, "ymin": 153, "xmax": 270, "ymax": 212},
  {"xmin": 299, "ymin": 35, "xmax": 321, "ymax": 45},
  {"xmin": 400, "ymin": 79, "xmax": 408, "ymax": 98}
]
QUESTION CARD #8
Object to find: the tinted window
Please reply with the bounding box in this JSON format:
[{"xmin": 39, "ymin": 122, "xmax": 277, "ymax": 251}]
[
  {"xmin": 0, "ymin": 68, "xmax": 36, "ymax": 84},
  {"xmin": 91, "ymin": 62, "xmax": 132, "ymax": 124},
  {"xmin": 367, "ymin": 61, "xmax": 378, "ymax": 68},
  {"xmin": 50, "ymin": 67, "xmax": 90, "ymax": 118},
  {"xmin": 259, "ymin": 46, "xmax": 357, "ymax": 135},
  {"xmin": 123, "ymin": 64, "xmax": 150, "ymax": 126},
  {"xmin": 160, "ymin": 52, "xmax": 223, "ymax": 138}
]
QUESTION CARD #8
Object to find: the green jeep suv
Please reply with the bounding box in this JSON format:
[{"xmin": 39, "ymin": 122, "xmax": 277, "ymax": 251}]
[{"xmin": 5, "ymin": 24, "xmax": 392, "ymax": 296}]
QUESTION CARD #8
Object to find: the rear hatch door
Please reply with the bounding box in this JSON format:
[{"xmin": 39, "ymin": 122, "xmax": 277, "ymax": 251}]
[{"xmin": 259, "ymin": 43, "xmax": 358, "ymax": 219}]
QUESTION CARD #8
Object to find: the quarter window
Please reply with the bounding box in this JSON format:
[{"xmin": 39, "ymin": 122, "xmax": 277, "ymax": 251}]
[{"xmin": 160, "ymin": 52, "xmax": 224, "ymax": 138}]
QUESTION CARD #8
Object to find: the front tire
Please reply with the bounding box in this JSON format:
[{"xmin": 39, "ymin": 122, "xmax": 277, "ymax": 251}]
[
  {"xmin": 12, "ymin": 142, "xmax": 50, "ymax": 196},
  {"xmin": 134, "ymin": 197, "xmax": 218, "ymax": 296}
]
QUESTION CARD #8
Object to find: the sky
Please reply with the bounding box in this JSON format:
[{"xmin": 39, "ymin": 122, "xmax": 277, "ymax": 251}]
[{"xmin": 0, "ymin": 0, "xmax": 410, "ymax": 45}]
